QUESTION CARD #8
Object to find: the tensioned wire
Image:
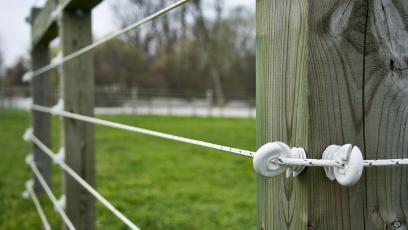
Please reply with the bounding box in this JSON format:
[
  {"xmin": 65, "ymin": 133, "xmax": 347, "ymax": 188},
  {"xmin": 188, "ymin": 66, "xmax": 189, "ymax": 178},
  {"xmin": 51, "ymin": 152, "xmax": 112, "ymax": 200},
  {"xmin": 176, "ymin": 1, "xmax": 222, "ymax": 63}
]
[
  {"xmin": 25, "ymin": 0, "xmax": 190, "ymax": 80},
  {"xmin": 27, "ymin": 134, "xmax": 140, "ymax": 230},
  {"xmin": 31, "ymin": 104, "xmax": 408, "ymax": 168},
  {"xmin": 32, "ymin": 104, "xmax": 255, "ymax": 157},
  {"xmin": 24, "ymin": 180, "xmax": 52, "ymax": 230},
  {"xmin": 27, "ymin": 156, "xmax": 76, "ymax": 230}
]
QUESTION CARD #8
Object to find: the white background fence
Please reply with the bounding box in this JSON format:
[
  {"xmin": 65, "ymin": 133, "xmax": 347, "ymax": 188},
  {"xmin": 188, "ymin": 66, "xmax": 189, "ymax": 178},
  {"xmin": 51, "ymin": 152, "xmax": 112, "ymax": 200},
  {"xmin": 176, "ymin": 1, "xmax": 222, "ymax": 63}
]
[{"xmin": 0, "ymin": 86, "xmax": 255, "ymax": 118}]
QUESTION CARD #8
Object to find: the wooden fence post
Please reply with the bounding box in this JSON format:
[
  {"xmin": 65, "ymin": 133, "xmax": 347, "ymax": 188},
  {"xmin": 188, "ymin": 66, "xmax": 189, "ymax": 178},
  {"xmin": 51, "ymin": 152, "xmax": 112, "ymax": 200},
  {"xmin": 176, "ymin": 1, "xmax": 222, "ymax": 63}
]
[
  {"xmin": 364, "ymin": 1, "xmax": 408, "ymax": 228},
  {"xmin": 30, "ymin": 7, "xmax": 52, "ymax": 194},
  {"xmin": 257, "ymin": 0, "xmax": 408, "ymax": 229},
  {"xmin": 60, "ymin": 8, "xmax": 95, "ymax": 230}
]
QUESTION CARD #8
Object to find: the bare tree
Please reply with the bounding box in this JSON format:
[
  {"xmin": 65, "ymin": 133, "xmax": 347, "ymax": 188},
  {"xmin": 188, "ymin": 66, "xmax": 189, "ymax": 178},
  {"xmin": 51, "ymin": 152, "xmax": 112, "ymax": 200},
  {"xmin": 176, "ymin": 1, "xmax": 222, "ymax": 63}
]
[{"xmin": 105, "ymin": 0, "xmax": 255, "ymax": 102}]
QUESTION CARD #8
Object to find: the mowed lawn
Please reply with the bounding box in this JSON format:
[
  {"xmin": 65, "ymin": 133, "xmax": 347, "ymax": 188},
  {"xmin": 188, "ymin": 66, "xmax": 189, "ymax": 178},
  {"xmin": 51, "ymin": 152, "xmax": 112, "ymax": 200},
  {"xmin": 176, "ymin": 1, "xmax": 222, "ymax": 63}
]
[{"xmin": 0, "ymin": 109, "xmax": 256, "ymax": 229}]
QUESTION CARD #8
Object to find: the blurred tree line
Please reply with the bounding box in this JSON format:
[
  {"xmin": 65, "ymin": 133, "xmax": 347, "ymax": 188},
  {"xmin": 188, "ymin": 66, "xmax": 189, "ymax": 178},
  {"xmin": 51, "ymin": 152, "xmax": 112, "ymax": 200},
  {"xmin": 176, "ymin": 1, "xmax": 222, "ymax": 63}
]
[
  {"xmin": 1, "ymin": 0, "xmax": 255, "ymax": 105},
  {"xmin": 96, "ymin": 0, "xmax": 255, "ymax": 105}
]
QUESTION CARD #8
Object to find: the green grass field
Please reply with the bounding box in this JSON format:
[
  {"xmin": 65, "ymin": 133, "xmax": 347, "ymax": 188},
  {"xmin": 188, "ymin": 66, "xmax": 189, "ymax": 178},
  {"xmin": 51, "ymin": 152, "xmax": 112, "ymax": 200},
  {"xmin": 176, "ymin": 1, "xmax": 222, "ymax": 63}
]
[{"xmin": 0, "ymin": 109, "xmax": 256, "ymax": 229}]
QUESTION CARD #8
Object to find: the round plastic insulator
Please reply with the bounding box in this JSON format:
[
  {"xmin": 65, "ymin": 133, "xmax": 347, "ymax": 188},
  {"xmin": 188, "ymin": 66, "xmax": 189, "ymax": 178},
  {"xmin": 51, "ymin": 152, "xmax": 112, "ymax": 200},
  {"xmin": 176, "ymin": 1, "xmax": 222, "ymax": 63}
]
[
  {"xmin": 23, "ymin": 128, "xmax": 33, "ymax": 142},
  {"xmin": 51, "ymin": 100, "xmax": 64, "ymax": 115},
  {"xmin": 53, "ymin": 148, "xmax": 65, "ymax": 164},
  {"xmin": 25, "ymin": 154, "xmax": 34, "ymax": 165},
  {"xmin": 290, "ymin": 147, "xmax": 307, "ymax": 177},
  {"xmin": 21, "ymin": 190, "xmax": 29, "ymax": 199},
  {"xmin": 253, "ymin": 142, "xmax": 290, "ymax": 177},
  {"xmin": 22, "ymin": 72, "xmax": 33, "ymax": 83},
  {"xmin": 322, "ymin": 144, "xmax": 364, "ymax": 186}
]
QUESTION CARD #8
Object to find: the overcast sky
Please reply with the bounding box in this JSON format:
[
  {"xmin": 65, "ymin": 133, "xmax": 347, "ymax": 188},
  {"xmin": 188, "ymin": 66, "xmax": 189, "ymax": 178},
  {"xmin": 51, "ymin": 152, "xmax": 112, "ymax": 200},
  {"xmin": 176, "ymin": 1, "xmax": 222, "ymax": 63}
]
[{"xmin": 0, "ymin": 0, "xmax": 253, "ymax": 68}]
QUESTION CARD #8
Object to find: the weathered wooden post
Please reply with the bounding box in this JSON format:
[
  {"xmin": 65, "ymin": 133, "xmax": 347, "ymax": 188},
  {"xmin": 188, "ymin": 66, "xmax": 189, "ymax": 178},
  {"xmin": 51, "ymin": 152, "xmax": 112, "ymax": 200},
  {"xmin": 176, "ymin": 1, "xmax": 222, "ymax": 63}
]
[
  {"xmin": 29, "ymin": 1, "xmax": 102, "ymax": 228},
  {"xmin": 364, "ymin": 1, "xmax": 408, "ymax": 228},
  {"xmin": 59, "ymin": 7, "xmax": 95, "ymax": 230},
  {"xmin": 257, "ymin": 0, "xmax": 408, "ymax": 229},
  {"xmin": 29, "ymin": 7, "xmax": 52, "ymax": 194}
]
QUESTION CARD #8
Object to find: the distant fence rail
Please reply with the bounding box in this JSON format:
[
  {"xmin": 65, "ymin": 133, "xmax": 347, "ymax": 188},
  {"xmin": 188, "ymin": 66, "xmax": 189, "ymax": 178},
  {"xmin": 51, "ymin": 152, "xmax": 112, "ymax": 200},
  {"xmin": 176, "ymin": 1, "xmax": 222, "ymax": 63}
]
[{"xmin": 1, "ymin": 86, "xmax": 256, "ymax": 118}]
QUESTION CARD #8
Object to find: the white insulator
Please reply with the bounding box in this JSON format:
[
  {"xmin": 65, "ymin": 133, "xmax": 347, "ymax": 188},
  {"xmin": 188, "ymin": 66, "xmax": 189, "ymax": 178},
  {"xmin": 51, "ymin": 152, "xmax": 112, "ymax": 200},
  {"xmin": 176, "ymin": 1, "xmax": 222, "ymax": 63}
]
[
  {"xmin": 22, "ymin": 72, "xmax": 33, "ymax": 82},
  {"xmin": 23, "ymin": 128, "xmax": 33, "ymax": 142},
  {"xmin": 21, "ymin": 190, "xmax": 30, "ymax": 199},
  {"xmin": 55, "ymin": 194, "xmax": 66, "ymax": 211},
  {"xmin": 25, "ymin": 154, "xmax": 34, "ymax": 165},
  {"xmin": 322, "ymin": 144, "xmax": 364, "ymax": 186},
  {"xmin": 22, "ymin": 180, "xmax": 34, "ymax": 199},
  {"xmin": 253, "ymin": 142, "xmax": 306, "ymax": 177},
  {"xmin": 51, "ymin": 52, "xmax": 63, "ymax": 65},
  {"xmin": 289, "ymin": 147, "xmax": 307, "ymax": 177},
  {"xmin": 51, "ymin": 99, "xmax": 64, "ymax": 115},
  {"xmin": 53, "ymin": 147, "xmax": 65, "ymax": 164}
]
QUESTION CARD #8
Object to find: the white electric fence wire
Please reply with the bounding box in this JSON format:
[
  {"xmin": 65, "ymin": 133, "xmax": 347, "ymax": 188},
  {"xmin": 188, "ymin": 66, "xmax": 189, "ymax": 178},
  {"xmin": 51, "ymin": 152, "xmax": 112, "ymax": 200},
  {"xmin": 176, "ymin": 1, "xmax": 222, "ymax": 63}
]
[
  {"xmin": 272, "ymin": 158, "xmax": 345, "ymax": 168},
  {"xmin": 30, "ymin": 104, "xmax": 408, "ymax": 168},
  {"xmin": 25, "ymin": 0, "xmax": 190, "ymax": 81},
  {"xmin": 31, "ymin": 104, "xmax": 255, "ymax": 157},
  {"xmin": 28, "ymin": 134, "xmax": 140, "ymax": 230},
  {"xmin": 27, "ymin": 157, "xmax": 76, "ymax": 230},
  {"xmin": 273, "ymin": 155, "xmax": 408, "ymax": 168},
  {"xmin": 24, "ymin": 180, "xmax": 52, "ymax": 230},
  {"xmin": 364, "ymin": 159, "xmax": 408, "ymax": 167},
  {"xmin": 272, "ymin": 155, "xmax": 408, "ymax": 168}
]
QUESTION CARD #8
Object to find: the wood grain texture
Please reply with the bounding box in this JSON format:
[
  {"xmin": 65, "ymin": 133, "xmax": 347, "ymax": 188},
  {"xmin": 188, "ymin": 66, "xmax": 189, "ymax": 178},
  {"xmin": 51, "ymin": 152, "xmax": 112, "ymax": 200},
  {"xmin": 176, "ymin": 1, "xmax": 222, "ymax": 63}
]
[
  {"xmin": 365, "ymin": 0, "xmax": 408, "ymax": 228},
  {"xmin": 256, "ymin": 0, "xmax": 368, "ymax": 229},
  {"xmin": 307, "ymin": 0, "xmax": 366, "ymax": 229},
  {"xmin": 257, "ymin": 0, "xmax": 408, "ymax": 228},
  {"xmin": 60, "ymin": 9, "xmax": 95, "ymax": 230},
  {"xmin": 31, "ymin": 18, "xmax": 52, "ymax": 194},
  {"xmin": 256, "ymin": 1, "xmax": 309, "ymax": 229}
]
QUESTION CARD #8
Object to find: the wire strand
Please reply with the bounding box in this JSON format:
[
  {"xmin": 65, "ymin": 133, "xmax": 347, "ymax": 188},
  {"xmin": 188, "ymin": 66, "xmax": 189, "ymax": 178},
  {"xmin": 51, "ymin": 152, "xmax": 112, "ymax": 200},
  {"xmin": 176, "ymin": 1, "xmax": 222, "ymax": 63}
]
[
  {"xmin": 271, "ymin": 157, "xmax": 408, "ymax": 168},
  {"xmin": 27, "ymin": 157, "xmax": 76, "ymax": 230},
  {"xmin": 31, "ymin": 104, "xmax": 408, "ymax": 167},
  {"xmin": 31, "ymin": 104, "xmax": 255, "ymax": 157},
  {"xmin": 364, "ymin": 159, "xmax": 408, "ymax": 167},
  {"xmin": 27, "ymin": 0, "xmax": 190, "ymax": 79},
  {"xmin": 28, "ymin": 134, "xmax": 140, "ymax": 230},
  {"xmin": 272, "ymin": 158, "xmax": 345, "ymax": 168},
  {"xmin": 25, "ymin": 180, "xmax": 52, "ymax": 230}
]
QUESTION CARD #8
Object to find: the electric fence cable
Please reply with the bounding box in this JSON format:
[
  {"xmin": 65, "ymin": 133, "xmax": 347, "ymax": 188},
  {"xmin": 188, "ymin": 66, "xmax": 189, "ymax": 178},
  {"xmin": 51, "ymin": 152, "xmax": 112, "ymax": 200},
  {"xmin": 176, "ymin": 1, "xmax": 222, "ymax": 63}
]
[
  {"xmin": 31, "ymin": 104, "xmax": 255, "ymax": 157},
  {"xmin": 26, "ymin": 133, "xmax": 140, "ymax": 230},
  {"xmin": 27, "ymin": 156, "xmax": 76, "ymax": 230},
  {"xmin": 30, "ymin": 104, "xmax": 408, "ymax": 167},
  {"xmin": 23, "ymin": 180, "xmax": 52, "ymax": 230},
  {"xmin": 271, "ymin": 156, "xmax": 408, "ymax": 167}
]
